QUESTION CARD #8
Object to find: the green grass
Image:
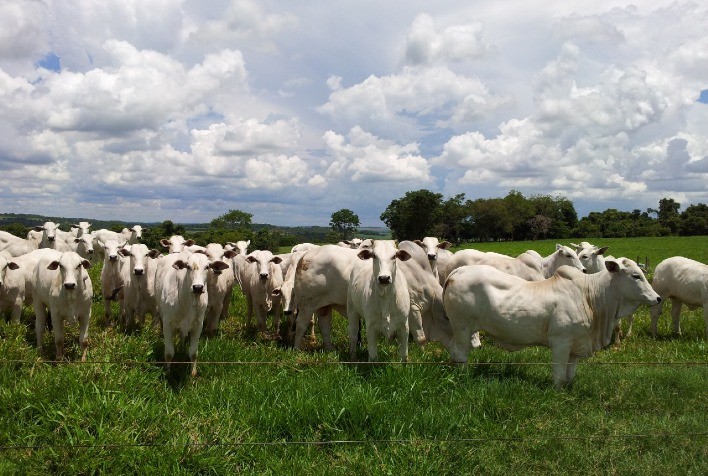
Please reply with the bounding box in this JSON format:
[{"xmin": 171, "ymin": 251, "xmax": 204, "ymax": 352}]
[{"xmin": 0, "ymin": 236, "xmax": 706, "ymax": 474}]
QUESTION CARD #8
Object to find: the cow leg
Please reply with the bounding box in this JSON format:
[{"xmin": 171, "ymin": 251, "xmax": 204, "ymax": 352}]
[
  {"xmin": 670, "ymin": 298, "xmax": 682, "ymax": 335},
  {"xmin": 703, "ymin": 304, "xmax": 708, "ymax": 339},
  {"xmin": 293, "ymin": 305, "xmax": 313, "ymax": 349},
  {"xmin": 78, "ymin": 312, "xmax": 90, "ymax": 362},
  {"xmin": 407, "ymin": 304, "xmax": 426, "ymax": 347},
  {"xmin": 204, "ymin": 307, "xmax": 218, "ymax": 337},
  {"xmin": 365, "ymin": 321, "xmax": 379, "ymax": 362},
  {"xmin": 34, "ymin": 300, "xmax": 47, "ymax": 354},
  {"xmin": 347, "ymin": 310, "xmax": 360, "ymax": 360},
  {"xmin": 624, "ymin": 313, "xmax": 634, "ymax": 338},
  {"xmin": 318, "ymin": 308, "xmax": 334, "ymax": 351},
  {"xmin": 551, "ymin": 344, "xmax": 572, "ymax": 390},
  {"xmin": 188, "ymin": 319, "xmax": 203, "ymax": 377},
  {"xmin": 565, "ymin": 354, "xmax": 579, "ymax": 384},
  {"xmin": 650, "ymin": 299, "xmax": 663, "ymax": 337},
  {"xmin": 11, "ymin": 298, "xmax": 22, "ymax": 324},
  {"xmin": 396, "ymin": 323, "xmax": 409, "ymax": 363},
  {"xmin": 103, "ymin": 296, "xmax": 113, "ymax": 327},
  {"xmin": 448, "ymin": 321, "xmax": 473, "ymax": 364},
  {"xmin": 255, "ymin": 305, "xmax": 267, "ymax": 333},
  {"xmin": 245, "ymin": 294, "xmax": 254, "ymax": 328},
  {"xmin": 50, "ymin": 309, "xmax": 64, "ymax": 362},
  {"xmin": 163, "ymin": 324, "xmax": 175, "ymax": 371},
  {"xmin": 220, "ymin": 291, "xmax": 231, "ymax": 321}
]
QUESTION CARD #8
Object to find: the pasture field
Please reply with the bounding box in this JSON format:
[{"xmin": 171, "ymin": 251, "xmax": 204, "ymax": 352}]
[{"xmin": 0, "ymin": 236, "xmax": 706, "ymax": 474}]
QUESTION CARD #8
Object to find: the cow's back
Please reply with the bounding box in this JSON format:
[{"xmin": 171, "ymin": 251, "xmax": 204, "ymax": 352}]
[{"xmin": 652, "ymin": 257, "xmax": 707, "ymax": 307}]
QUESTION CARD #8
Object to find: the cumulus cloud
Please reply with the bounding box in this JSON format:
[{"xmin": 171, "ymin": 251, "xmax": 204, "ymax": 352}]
[{"xmin": 404, "ymin": 13, "xmax": 489, "ymax": 65}]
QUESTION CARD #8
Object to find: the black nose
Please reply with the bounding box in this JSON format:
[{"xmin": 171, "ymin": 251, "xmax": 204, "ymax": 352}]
[
  {"xmin": 284, "ymin": 310, "xmax": 292, "ymax": 316},
  {"xmin": 378, "ymin": 275, "xmax": 392, "ymax": 284},
  {"xmin": 64, "ymin": 283, "xmax": 76, "ymax": 290},
  {"xmin": 109, "ymin": 255, "xmax": 118, "ymax": 261},
  {"xmin": 134, "ymin": 269, "xmax": 144, "ymax": 276},
  {"xmin": 192, "ymin": 284, "xmax": 204, "ymax": 293},
  {"xmin": 583, "ymin": 269, "xmax": 587, "ymax": 273},
  {"xmin": 656, "ymin": 297, "xmax": 662, "ymax": 304},
  {"xmin": 259, "ymin": 273, "xmax": 269, "ymax": 280},
  {"xmin": 428, "ymin": 254, "xmax": 436, "ymax": 260}
]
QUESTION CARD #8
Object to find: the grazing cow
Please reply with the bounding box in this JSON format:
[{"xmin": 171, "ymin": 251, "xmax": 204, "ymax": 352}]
[
  {"xmin": 202, "ymin": 244, "xmax": 236, "ymax": 336},
  {"xmin": 292, "ymin": 245, "xmax": 362, "ymax": 350},
  {"xmin": 413, "ymin": 237, "xmax": 453, "ymax": 279},
  {"xmin": 441, "ymin": 245, "xmax": 584, "ymax": 283},
  {"xmin": 443, "ymin": 258, "xmax": 661, "ymax": 388},
  {"xmin": 650, "ymin": 256, "xmax": 708, "ymax": 338},
  {"xmin": 160, "ymin": 235, "xmax": 195, "ymax": 254},
  {"xmin": 99, "ymin": 239, "xmax": 127, "ymax": 326},
  {"xmin": 155, "ymin": 251, "xmax": 213, "ymax": 376},
  {"xmin": 33, "ymin": 250, "xmax": 93, "ymax": 361},
  {"xmin": 347, "ymin": 241, "xmax": 411, "ymax": 361},
  {"xmin": 0, "ymin": 255, "xmax": 22, "ymax": 322},
  {"xmin": 118, "ymin": 243, "xmax": 162, "ymax": 329},
  {"xmin": 242, "ymin": 250, "xmax": 284, "ymax": 333}
]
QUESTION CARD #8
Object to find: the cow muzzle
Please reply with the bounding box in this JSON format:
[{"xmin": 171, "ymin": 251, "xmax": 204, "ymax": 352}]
[
  {"xmin": 378, "ymin": 275, "xmax": 392, "ymax": 285},
  {"xmin": 64, "ymin": 282, "xmax": 76, "ymax": 290},
  {"xmin": 428, "ymin": 254, "xmax": 437, "ymax": 260},
  {"xmin": 259, "ymin": 273, "xmax": 269, "ymax": 281},
  {"xmin": 134, "ymin": 269, "xmax": 144, "ymax": 276},
  {"xmin": 192, "ymin": 284, "xmax": 204, "ymax": 294}
]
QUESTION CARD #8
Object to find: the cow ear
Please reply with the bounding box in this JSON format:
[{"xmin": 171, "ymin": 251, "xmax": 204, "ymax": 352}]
[
  {"xmin": 160, "ymin": 239, "xmax": 170, "ymax": 248},
  {"xmin": 7, "ymin": 262, "xmax": 20, "ymax": 270},
  {"xmin": 185, "ymin": 240, "xmax": 196, "ymax": 247},
  {"xmin": 271, "ymin": 256, "xmax": 283, "ymax": 264},
  {"xmin": 605, "ymin": 260, "xmax": 620, "ymax": 273},
  {"xmin": 439, "ymin": 241, "xmax": 453, "ymax": 250},
  {"xmin": 246, "ymin": 255, "xmax": 258, "ymax": 263},
  {"xmin": 47, "ymin": 261, "xmax": 60, "ymax": 270},
  {"xmin": 148, "ymin": 249, "xmax": 161, "ymax": 259},
  {"xmin": 33, "ymin": 226, "xmax": 44, "ymax": 232},
  {"xmin": 74, "ymin": 238, "xmax": 81, "ymax": 243},
  {"xmin": 556, "ymin": 243, "xmax": 564, "ymax": 252},
  {"xmin": 118, "ymin": 248, "xmax": 131, "ymax": 257},
  {"xmin": 358, "ymin": 249, "xmax": 373, "ymax": 260},
  {"xmin": 413, "ymin": 240, "xmax": 424, "ymax": 247},
  {"xmin": 211, "ymin": 261, "xmax": 230, "ymax": 271},
  {"xmin": 172, "ymin": 260, "xmax": 187, "ymax": 270},
  {"xmin": 223, "ymin": 250, "xmax": 237, "ymax": 259},
  {"xmin": 271, "ymin": 288, "xmax": 282, "ymax": 296},
  {"xmin": 597, "ymin": 246, "xmax": 609, "ymax": 256},
  {"xmin": 396, "ymin": 249, "xmax": 411, "ymax": 261},
  {"xmin": 193, "ymin": 249, "xmax": 207, "ymax": 255},
  {"xmin": 81, "ymin": 260, "xmax": 92, "ymax": 270}
]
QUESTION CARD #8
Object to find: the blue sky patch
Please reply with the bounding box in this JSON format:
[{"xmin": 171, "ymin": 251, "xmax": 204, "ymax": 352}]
[
  {"xmin": 37, "ymin": 52, "xmax": 61, "ymax": 72},
  {"xmin": 699, "ymin": 90, "xmax": 708, "ymax": 103}
]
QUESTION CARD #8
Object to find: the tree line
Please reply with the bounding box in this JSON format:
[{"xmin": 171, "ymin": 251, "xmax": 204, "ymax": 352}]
[
  {"xmin": 379, "ymin": 189, "xmax": 707, "ymax": 242},
  {"xmin": 2, "ymin": 191, "xmax": 705, "ymax": 251}
]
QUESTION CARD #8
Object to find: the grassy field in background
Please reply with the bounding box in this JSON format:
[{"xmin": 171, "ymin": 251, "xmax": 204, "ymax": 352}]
[{"xmin": 0, "ymin": 236, "xmax": 706, "ymax": 474}]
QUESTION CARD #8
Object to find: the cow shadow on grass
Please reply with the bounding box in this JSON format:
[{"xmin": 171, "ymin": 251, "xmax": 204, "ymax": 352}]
[{"xmin": 151, "ymin": 340, "xmax": 193, "ymax": 393}]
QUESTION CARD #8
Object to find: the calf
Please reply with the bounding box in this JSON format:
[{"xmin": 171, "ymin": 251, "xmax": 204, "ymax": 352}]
[
  {"xmin": 347, "ymin": 240, "xmax": 411, "ymax": 361},
  {"xmin": 118, "ymin": 243, "xmax": 162, "ymax": 329},
  {"xmin": 413, "ymin": 237, "xmax": 452, "ymax": 279},
  {"xmin": 33, "ymin": 251, "xmax": 93, "ymax": 361},
  {"xmin": 155, "ymin": 252, "xmax": 213, "ymax": 376},
  {"xmin": 650, "ymin": 256, "xmax": 707, "ymax": 338},
  {"xmin": 242, "ymin": 250, "xmax": 284, "ymax": 333},
  {"xmin": 202, "ymin": 244, "xmax": 236, "ymax": 336}
]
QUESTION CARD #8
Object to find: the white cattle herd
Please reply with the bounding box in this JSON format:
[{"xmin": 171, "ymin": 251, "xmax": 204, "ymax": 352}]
[{"xmin": 0, "ymin": 222, "xmax": 705, "ymax": 387}]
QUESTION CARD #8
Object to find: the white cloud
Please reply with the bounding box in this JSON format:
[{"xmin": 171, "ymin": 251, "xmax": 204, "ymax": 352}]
[{"xmin": 404, "ymin": 13, "xmax": 489, "ymax": 65}]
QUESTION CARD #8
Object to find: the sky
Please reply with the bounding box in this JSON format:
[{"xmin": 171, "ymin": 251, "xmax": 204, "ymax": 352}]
[{"xmin": 0, "ymin": 0, "xmax": 706, "ymax": 227}]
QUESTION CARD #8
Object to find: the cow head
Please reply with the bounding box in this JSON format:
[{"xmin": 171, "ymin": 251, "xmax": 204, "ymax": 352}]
[
  {"xmin": 172, "ymin": 252, "xmax": 211, "ymax": 294},
  {"xmin": 577, "ymin": 245, "xmax": 610, "ymax": 274},
  {"xmin": 161, "ymin": 235, "xmax": 195, "ymax": 254},
  {"xmin": 554, "ymin": 244, "xmax": 586, "ymax": 273},
  {"xmin": 605, "ymin": 258, "xmax": 662, "ymax": 314},
  {"xmin": 119, "ymin": 243, "xmax": 160, "ymax": 277},
  {"xmin": 246, "ymin": 250, "xmax": 283, "ymax": 282},
  {"xmin": 414, "ymin": 237, "xmax": 452, "ymax": 262},
  {"xmin": 358, "ymin": 240, "xmax": 411, "ymax": 289},
  {"xmin": 47, "ymin": 252, "xmax": 91, "ymax": 291},
  {"xmin": 0, "ymin": 256, "xmax": 20, "ymax": 289}
]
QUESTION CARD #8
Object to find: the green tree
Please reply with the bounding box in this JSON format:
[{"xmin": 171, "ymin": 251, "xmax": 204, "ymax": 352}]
[
  {"xmin": 329, "ymin": 209, "xmax": 360, "ymax": 242},
  {"xmin": 380, "ymin": 189, "xmax": 443, "ymax": 240},
  {"xmin": 679, "ymin": 203, "xmax": 708, "ymax": 236},
  {"xmin": 210, "ymin": 209, "xmax": 252, "ymax": 230},
  {"xmin": 142, "ymin": 220, "xmax": 186, "ymax": 250},
  {"xmin": 657, "ymin": 198, "xmax": 681, "ymax": 234}
]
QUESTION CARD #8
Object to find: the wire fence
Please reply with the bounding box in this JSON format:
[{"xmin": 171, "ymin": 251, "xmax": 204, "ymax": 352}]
[
  {"xmin": 1, "ymin": 358, "xmax": 708, "ymax": 367},
  {"xmin": 1, "ymin": 432, "xmax": 706, "ymax": 452}
]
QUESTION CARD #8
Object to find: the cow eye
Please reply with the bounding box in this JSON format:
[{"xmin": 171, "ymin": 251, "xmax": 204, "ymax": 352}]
[{"xmin": 632, "ymin": 273, "xmax": 641, "ymax": 279}]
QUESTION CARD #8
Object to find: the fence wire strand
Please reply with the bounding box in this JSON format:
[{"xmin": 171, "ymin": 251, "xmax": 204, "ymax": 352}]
[{"xmin": 1, "ymin": 432, "xmax": 706, "ymax": 452}]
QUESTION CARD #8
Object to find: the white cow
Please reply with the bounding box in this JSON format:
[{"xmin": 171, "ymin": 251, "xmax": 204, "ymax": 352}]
[
  {"xmin": 413, "ymin": 237, "xmax": 453, "ymax": 279},
  {"xmin": 572, "ymin": 242, "xmax": 610, "ymax": 274},
  {"xmin": 1, "ymin": 222, "xmax": 63, "ymax": 257},
  {"xmin": 443, "ymin": 259, "xmax": 661, "ymax": 388},
  {"xmin": 121, "ymin": 225, "xmax": 145, "ymax": 244},
  {"xmin": 650, "ymin": 256, "xmax": 708, "ymax": 339},
  {"xmin": 291, "ymin": 243, "xmax": 319, "ymax": 253},
  {"xmin": 202, "ymin": 244, "xmax": 236, "ymax": 336},
  {"xmin": 0, "ymin": 231, "xmax": 23, "ymax": 246},
  {"xmin": 70, "ymin": 221, "xmax": 92, "ymax": 237},
  {"xmin": 99, "ymin": 239, "xmax": 127, "ymax": 326},
  {"xmin": 1, "ymin": 249, "xmax": 60, "ymax": 320},
  {"xmin": 160, "ymin": 235, "xmax": 195, "ymax": 254},
  {"xmin": 338, "ymin": 238, "xmax": 364, "ymax": 249},
  {"xmin": 441, "ymin": 245, "xmax": 585, "ymax": 283},
  {"xmin": 347, "ymin": 240, "xmax": 411, "ymax": 361},
  {"xmin": 242, "ymin": 250, "xmax": 284, "ymax": 333},
  {"xmin": 155, "ymin": 251, "xmax": 213, "ymax": 376},
  {"xmin": 225, "ymin": 240, "xmax": 250, "ymax": 255},
  {"xmin": 118, "ymin": 243, "xmax": 162, "ymax": 329},
  {"xmin": 0, "ymin": 255, "xmax": 22, "ymax": 322},
  {"xmin": 33, "ymin": 250, "xmax": 93, "ymax": 361},
  {"xmin": 292, "ymin": 245, "xmax": 362, "ymax": 350}
]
